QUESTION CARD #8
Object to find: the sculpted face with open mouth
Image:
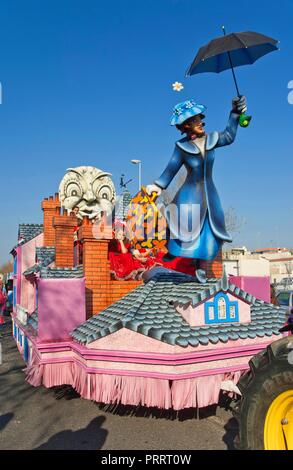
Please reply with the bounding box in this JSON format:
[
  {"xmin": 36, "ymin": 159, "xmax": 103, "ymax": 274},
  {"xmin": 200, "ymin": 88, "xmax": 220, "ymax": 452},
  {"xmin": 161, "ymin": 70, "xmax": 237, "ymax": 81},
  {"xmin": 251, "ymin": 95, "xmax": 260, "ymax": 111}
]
[{"xmin": 59, "ymin": 166, "xmax": 116, "ymax": 221}]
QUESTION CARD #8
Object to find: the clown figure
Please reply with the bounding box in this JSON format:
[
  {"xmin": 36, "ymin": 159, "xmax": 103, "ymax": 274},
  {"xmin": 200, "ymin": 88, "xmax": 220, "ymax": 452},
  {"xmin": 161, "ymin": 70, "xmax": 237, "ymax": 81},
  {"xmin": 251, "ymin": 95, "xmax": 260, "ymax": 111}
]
[{"xmin": 146, "ymin": 96, "xmax": 247, "ymax": 282}]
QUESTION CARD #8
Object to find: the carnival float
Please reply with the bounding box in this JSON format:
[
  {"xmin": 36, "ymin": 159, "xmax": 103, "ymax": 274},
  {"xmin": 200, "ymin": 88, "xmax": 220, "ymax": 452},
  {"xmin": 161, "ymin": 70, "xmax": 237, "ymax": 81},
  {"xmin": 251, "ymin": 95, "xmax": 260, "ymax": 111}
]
[{"xmin": 10, "ymin": 28, "xmax": 290, "ymax": 413}]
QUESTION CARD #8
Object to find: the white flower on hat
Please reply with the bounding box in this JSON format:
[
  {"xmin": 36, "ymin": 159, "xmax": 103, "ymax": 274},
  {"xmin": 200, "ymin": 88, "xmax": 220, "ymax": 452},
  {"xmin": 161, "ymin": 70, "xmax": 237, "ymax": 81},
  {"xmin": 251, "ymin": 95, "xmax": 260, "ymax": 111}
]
[
  {"xmin": 185, "ymin": 100, "xmax": 195, "ymax": 109},
  {"xmin": 172, "ymin": 81, "xmax": 184, "ymax": 92}
]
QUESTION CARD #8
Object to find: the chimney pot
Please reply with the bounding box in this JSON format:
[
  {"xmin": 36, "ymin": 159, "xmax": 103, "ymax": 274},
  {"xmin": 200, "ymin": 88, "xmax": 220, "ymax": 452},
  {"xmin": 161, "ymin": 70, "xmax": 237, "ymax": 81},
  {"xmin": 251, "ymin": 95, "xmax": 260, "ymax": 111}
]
[{"xmin": 42, "ymin": 194, "xmax": 61, "ymax": 246}]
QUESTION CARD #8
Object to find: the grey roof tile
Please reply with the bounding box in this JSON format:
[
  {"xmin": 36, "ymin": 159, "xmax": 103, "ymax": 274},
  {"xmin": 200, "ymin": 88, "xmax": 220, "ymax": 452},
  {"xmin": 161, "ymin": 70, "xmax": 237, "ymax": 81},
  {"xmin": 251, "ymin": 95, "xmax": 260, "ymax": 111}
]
[
  {"xmin": 36, "ymin": 246, "xmax": 56, "ymax": 264},
  {"xmin": 176, "ymin": 337, "xmax": 189, "ymax": 347},
  {"xmin": 11, "ymin": 224, "xmax": 44, "ymax": 253},
  {"xmin": 218, "ymin": 333, "xmax": 229, "ymax": 342},
  {"xmin": 40, "ymin": 265, "xmax": 83, "ymax": 279},
  {"xmin": 23, "ymin": 264, "xmax": 40, "ymax": 276},
  {"xmin": 23, "ymin": 246, "xmax": 56, "ymax": 276},
  {"xmin": 27, "ymin": 309, "xmax": 38, "ymax": 331},
  {"xmin": 18, "ymin": 224, "xmax": 43, "ymax": 243},
  {"xmin": 198, "ymin": 336, "xmax": 210, "ymax": 346}
]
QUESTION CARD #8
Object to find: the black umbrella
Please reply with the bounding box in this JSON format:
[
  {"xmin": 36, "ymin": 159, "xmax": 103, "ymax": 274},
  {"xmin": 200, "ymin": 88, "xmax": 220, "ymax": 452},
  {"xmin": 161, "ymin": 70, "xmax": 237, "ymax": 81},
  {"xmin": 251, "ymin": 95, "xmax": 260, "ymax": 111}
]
[{"xmin": 186, "ymin": 27, "xmax": 279, "ymax": 127}]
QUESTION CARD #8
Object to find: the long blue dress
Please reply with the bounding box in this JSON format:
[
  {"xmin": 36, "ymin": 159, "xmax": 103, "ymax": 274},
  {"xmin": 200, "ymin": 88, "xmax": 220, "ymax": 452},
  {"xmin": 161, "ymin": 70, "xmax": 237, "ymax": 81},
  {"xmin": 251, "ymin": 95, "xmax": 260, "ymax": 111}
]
[{"xmin": 154, "ymin": 112, "xmax": 239, "ymax": 260}]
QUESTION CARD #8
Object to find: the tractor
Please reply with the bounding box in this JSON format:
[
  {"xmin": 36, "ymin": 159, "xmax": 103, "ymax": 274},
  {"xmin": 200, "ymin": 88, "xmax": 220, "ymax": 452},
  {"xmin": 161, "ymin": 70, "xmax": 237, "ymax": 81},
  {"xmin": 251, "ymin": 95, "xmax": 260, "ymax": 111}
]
[{"xmin": 234, "ymin": 319, "xmax": 293, "ymax": 450}]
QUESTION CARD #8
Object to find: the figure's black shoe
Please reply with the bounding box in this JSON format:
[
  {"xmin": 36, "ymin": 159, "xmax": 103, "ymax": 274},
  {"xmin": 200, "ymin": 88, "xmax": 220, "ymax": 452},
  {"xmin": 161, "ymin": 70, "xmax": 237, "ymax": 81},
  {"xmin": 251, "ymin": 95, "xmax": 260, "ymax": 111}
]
[
  {"xmin": 195, "ymin": 269, "xmax": 207, "ymax": 284},
  {"xmin": 162, "ymin": 253, "xmax": 176, "ymax": 262}
]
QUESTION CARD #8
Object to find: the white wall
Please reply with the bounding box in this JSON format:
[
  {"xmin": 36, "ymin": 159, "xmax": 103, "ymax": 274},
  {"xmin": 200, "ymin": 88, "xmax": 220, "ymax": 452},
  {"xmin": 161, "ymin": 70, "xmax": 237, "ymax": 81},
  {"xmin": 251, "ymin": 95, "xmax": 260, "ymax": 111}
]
[
  {"xmin": 223, "ymin": 260, "xmax": 239, "ymax": 276},
  {"xmin": 238, "ymin": 257, "xmax": 270, "ymax": 277},
  {"xmin": 223, "ymin": 257, "xmax": 270, "ymax": 277}
]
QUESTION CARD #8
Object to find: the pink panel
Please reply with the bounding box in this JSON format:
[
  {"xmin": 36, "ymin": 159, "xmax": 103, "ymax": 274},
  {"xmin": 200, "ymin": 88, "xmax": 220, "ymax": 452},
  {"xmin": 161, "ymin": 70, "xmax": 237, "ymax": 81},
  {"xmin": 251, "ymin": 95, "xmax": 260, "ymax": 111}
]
[
  {"xmin": 230, "ymin": 275, "xmax": 271, "ymax": 303},
  {"xmin": 38, "ymin": 278, "xmax": 86, "ymax": 342},
  {"xmin": 16, "ymin": 246, "xmax": 22, "ymax": 307},
  {"xmin": 176, "ymin": 302, "xmax": 205, "ymax": 327},
  {"xmin": 20, "ymin": 233, "xmax": 43, "ymax": 312}
]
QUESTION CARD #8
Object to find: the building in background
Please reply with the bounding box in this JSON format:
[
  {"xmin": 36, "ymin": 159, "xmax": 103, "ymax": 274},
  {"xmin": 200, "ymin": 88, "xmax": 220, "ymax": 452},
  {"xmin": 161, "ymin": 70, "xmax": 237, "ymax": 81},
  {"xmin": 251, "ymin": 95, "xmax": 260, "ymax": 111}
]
[
  {"xmin": 251, "ymin": 248, "xmax": 292, "ymax": 258},
  {"xmin": 223, "ymin": 246, "xmax": 293, "ymax": 289},
  {"xmin": 251, "ymin": 248, "xmax": 293, "ymax": 286},
  {"xmin": 223, "ymin": 247, "xmax": 271, "ymax": 302},
  {"xmin": 223, "ymin": 247, "xmax": 270, "ymax": 277}
]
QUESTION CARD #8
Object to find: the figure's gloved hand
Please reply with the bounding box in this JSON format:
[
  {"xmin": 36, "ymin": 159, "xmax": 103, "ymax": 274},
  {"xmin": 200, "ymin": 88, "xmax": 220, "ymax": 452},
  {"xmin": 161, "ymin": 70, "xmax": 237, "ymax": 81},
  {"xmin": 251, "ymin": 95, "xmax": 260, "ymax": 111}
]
[
  {"xmin": 146, "ymin": 183, "xmax": 162, "ymax": 196},
  {"xmin": 232, "ymin": 95, "xmax": 247, "ymax": 114},
  {"xmin": 132, "ymin": 249, "xmax": 140, "ymax": 258}
]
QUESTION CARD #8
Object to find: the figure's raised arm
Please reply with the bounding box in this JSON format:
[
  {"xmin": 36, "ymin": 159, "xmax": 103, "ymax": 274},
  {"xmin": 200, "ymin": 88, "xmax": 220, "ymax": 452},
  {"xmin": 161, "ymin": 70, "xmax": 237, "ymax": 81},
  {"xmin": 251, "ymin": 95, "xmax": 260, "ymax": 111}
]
[
  {"xmin": 146, "ymin": 146, "xmax": 183, "ymax": 195},
  {"xmin": 216, "ymin": 96, "xmax": 247, "ymax": 148}
]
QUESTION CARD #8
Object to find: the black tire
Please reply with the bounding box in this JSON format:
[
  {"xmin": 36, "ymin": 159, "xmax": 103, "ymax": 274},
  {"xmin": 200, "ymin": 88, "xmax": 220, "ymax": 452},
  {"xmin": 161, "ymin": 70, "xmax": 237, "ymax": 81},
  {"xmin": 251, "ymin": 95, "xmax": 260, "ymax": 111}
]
[{"xmin": 234, "ymin": 337, "xmax": 293, "ymax": 450}]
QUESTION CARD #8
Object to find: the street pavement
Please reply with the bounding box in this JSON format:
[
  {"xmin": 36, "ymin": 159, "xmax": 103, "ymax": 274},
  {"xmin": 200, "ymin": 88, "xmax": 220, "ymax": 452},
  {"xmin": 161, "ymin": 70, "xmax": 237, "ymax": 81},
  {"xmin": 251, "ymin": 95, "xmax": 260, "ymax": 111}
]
[{"xmin": 0, "ymin": 319, "xmax": 238, "ymax": 450}]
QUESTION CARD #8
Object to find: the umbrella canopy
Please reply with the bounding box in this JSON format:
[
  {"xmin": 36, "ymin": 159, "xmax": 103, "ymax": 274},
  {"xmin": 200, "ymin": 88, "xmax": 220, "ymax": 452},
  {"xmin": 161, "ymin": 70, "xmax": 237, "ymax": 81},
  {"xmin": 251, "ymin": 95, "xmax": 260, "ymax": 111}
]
[{"xmin": 186, "ymin": 31, "xmax": 279, "ymax": 76}]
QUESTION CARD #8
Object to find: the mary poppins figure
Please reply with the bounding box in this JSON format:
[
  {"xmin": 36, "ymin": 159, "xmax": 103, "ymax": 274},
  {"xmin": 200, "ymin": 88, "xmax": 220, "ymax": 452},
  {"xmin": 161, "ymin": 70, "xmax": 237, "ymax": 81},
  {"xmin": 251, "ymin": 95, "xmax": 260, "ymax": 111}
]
[{"xmin": 146, "ymin": 96, "xmax": 247, "ymax": 282}]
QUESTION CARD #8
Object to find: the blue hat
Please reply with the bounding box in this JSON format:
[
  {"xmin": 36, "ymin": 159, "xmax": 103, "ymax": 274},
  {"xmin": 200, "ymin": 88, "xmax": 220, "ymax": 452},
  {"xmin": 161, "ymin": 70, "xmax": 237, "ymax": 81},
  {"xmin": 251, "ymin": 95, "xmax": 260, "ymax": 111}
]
[{"xmin": 170, "ymin": 99, "xmax": 207, "ymax": 126}]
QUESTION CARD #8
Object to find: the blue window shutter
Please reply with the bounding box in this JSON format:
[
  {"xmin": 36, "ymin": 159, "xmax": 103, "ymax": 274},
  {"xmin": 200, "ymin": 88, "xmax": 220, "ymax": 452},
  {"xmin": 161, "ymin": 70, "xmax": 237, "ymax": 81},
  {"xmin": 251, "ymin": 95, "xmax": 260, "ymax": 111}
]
[
  {"xmin": 13, "ymin": 256, "xmax": 17, "ymax": 275},
  {"xmin": 13, "ymin": 286, "xmax": 17, "ymax": 307},
  {"xmin": 205, "ymin": 292, "xmax": 239, "ymax": 324},
  {"xmin": 24, "ymin": 336, "xmax": 29, "ymax": 362}
]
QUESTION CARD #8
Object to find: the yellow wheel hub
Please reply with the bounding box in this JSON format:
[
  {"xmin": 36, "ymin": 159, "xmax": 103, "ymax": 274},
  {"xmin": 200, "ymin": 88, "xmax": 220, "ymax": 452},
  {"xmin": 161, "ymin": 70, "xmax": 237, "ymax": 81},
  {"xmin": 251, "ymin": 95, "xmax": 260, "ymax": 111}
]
[{"xmin": 264, "ymin": 390, "xmax": 293, "ymax": 450}]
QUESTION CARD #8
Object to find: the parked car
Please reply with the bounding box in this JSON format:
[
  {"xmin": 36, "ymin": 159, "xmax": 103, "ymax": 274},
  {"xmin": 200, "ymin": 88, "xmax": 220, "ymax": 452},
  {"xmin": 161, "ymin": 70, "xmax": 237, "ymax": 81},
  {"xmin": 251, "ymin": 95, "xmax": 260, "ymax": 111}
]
[
  {"xmin": 281, "ymin": 276, "xmax": 293, "ymax": 284},
  {"xmin": 275, "ymin": 290, "xmax": 293, "ymax": 318}
]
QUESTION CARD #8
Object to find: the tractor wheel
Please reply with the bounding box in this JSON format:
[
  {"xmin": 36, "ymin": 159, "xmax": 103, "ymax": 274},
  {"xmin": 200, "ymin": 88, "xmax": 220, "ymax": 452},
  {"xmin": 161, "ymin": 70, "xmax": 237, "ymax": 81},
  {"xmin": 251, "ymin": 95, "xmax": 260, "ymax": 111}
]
[{"xmin": 234, "ymin": 336, "xmax": 293, "ymax": 450}]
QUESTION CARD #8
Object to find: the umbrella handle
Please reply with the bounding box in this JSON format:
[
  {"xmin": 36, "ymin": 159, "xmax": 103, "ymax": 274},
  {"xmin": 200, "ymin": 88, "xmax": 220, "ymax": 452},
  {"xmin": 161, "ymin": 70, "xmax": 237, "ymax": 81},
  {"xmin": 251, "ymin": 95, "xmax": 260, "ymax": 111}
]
[{"xmin": 239, "ymin": 113, "xmax": 252, "ymax": 128}]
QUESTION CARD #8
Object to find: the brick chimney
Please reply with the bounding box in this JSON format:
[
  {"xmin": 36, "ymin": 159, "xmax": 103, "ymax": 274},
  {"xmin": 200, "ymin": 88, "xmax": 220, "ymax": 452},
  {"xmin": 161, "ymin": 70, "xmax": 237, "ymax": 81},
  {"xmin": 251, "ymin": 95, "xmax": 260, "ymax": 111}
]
[
  {"xmin": 79, "ymin": 217, "xmax": 141, "ymax": 318},
  {"xmin": 79, "ymin": 217, "xmax": 111, "ymax": 317},
  {"xmin": 201, "ymin": 249, "xmax": 223, "ymax": 279},
  {"xmin": 42, "ymin": 193, "xmax": 60, "ymax": 246},
  {"xmin": 53, "ymin": 209, "xmax": 77, "ymax": 268}
]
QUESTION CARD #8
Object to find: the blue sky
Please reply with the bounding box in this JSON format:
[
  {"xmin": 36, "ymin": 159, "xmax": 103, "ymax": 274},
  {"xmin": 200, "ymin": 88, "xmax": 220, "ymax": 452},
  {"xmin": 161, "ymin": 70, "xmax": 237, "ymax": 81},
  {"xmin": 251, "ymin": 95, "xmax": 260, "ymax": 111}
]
[{"xmin": 0, "ymin": 0, "xmax": 292, "ymax": 263}]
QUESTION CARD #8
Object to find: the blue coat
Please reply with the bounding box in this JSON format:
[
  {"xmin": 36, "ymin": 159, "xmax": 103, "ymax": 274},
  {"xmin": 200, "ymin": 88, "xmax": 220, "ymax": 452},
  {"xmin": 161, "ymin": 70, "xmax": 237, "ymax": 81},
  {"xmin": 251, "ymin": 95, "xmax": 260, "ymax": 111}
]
[{"xmin": 154, "ymin": 112, "xmax": 239, "ymax": 257}]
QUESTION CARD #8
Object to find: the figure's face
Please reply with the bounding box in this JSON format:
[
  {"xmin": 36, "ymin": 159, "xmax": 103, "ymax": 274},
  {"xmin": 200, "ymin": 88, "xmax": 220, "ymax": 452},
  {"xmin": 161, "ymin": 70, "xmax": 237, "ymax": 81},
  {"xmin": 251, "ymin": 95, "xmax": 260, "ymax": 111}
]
[
  {"xmin": 59, "ymin": 166, "xmax": 116, "ymax": 220},
  {"xmin": 184, "ymin": 114, "xmax": 206, "ymax": 138},
  {"xmin": 116, "ymin": 228, "xmax": 125, "ymax": 240}
]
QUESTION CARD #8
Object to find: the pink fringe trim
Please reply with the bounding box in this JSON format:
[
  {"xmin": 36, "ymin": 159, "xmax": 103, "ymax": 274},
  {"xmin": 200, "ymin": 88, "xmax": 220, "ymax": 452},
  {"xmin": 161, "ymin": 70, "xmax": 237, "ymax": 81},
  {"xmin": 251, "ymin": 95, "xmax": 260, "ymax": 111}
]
[
  {"xmin": 25, "ymin": 355, "xmax": 243, "ymax": 409},
  {"xmin": 171, "ymin": 371, "xmax": 242, "ymax": 409}
]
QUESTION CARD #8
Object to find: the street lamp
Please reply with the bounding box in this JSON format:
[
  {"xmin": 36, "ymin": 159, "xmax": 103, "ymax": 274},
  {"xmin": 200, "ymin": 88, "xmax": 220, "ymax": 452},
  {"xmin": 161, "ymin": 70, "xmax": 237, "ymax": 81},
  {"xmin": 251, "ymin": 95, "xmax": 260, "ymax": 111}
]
[{"xmin": 131, "ymin": 159, "xmax": 142, "ymax": 191}]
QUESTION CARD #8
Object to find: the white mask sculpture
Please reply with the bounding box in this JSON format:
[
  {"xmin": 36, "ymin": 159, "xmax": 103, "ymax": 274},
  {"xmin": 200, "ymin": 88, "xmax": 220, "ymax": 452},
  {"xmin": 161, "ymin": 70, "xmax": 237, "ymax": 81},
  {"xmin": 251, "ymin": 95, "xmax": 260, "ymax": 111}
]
[{"xmin": 59, "ymin": 166, "xmax": 116, "ymax": 220}]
